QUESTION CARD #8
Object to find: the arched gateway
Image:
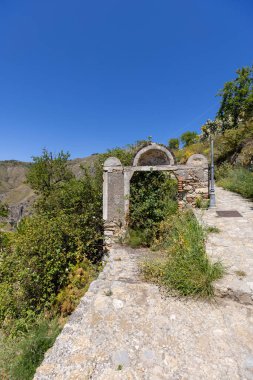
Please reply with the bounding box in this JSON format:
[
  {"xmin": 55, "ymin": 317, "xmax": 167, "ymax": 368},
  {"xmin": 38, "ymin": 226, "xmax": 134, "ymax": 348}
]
[{"xmin": 103, "ymin": 143, "xmax": 208, "ymax": 244}]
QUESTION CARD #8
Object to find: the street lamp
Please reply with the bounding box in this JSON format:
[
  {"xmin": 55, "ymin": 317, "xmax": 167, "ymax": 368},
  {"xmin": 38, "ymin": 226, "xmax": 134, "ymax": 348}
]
[{"xmin": 209, "ymin": 137, "xmax": 216, "ymax": 208}]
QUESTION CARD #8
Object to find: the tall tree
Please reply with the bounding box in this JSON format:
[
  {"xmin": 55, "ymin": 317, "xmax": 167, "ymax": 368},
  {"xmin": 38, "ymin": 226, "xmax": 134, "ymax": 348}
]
[
  {"xmin": 217, "ymin": 66, "xmax": 253, "ymax": 131},
  {"xmin": 168, "ymin": 138, "xmax": 179, "ymax": 150},
  {"xmin": 180, "ymin": 131, "xmax": 198, "ymax": 147},
  {"xmin": 26, "ymin": 149, "xmax": 73, "ymax": 195}
]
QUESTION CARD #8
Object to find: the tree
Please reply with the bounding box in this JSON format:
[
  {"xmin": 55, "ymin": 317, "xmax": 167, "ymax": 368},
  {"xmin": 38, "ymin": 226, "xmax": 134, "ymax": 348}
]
[
  {"xmin": 180, "ymin": 131, "xmax": 198, "ymax": 147},
  {"xmin": 168, "ymin": 138, "xmax": 179, "ymax": 150},
  {"xmin": 217, "ymin": 66, "xmax": 253, "ymax": 131},
  {"xmin": 26, "ymin": 149, "xmax": 73, "ymax": 195},
  {"xmin": 200, "ymin": 119, "xmax": 222, "ymax": 140}
]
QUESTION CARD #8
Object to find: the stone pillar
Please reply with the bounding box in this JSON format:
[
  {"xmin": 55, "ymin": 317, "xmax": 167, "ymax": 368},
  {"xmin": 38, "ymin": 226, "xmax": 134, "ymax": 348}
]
[
  {"xmin": 123, "ymin": 169, "xmax": 134, "ymax": 224},
  {"xmin": 103, "ymin": 157, "xmax": 125, "ymax": 247}
]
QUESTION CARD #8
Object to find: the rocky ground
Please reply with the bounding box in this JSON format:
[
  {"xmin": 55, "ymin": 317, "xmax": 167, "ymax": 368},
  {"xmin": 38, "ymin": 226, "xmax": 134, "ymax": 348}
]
[{"xmin": 34, "ymin": 187, "xmax": 253, "ymax": 380}]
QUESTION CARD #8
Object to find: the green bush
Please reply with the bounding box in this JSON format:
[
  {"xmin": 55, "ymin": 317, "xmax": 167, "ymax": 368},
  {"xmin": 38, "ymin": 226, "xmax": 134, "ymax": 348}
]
[
  {"xmin": 142, "ymin": 211, "xmax": 224, "ymax": 298},
  {"xmin": 56, "ymin": 259, "xmax": 98, "ymax": 317},
  {"xmin": 128, "ymin": 171, "xmax": 178, "ymax": 246},
  {"xmin": 124, "ymin": 228, "xmax": 152, "ymax": 248},
  {"xmin": 195, "ymin": 196, "xmax": 209, "ymax": 209}
]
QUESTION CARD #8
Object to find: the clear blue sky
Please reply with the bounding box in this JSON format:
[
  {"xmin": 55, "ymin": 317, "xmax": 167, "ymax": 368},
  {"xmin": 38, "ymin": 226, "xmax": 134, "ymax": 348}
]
[{"xmin": 0, "ymin": 0, "xmax": 252, "ymax": 161}]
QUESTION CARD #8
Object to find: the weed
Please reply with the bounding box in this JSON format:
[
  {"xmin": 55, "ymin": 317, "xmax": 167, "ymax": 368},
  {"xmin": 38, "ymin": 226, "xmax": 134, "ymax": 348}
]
[
  {"xmin": 117, "ymin": 364, "xmax": 123, "ymax": 370},
  {"xmin": 142, "ymin": 211, "xmax": 224, "ymax": 298},
  {"xmin": 0, "ymin": 318, "xmax": 60, "ymax": 380},
  {"xmin": 217, "ymin": 167, "xmax": 253, "ymax": 200},
  {"xmin": 195, "ymin": 196, "xmax": 210, "ymax": 209},
  {"xmin": 205, "ymin": 226, "xmax": 220, "ymax": 233},
  {"xmin": 235, "ymin": 270, "xmax": 247, "ymax": 277},
  {"xmin": 104, "ymin": 289, "xmax": 113, "ymax": 296},
  {"xmin": 124, "ymin": 228, "xmax": 151, "ymax": 248}
]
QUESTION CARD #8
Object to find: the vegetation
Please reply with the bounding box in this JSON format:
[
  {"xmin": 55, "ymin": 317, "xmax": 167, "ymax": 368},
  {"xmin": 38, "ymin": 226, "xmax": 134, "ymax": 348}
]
[
  {"xmin": 180, "ymin": 131, "xmax": 198, "ymax": 147},
  {"xmin": 205, "ymin": 226, "xmax": 220, "ymax": 234},
  {"xmin": 0, "ymin": 64, "xmax": 252, "ymax": 376},
  {"xmin": 172, "ymin": 65, "xmax": 253, "ymax": 201},
  {"xmin": 126, "ymin": 171, "xmax": 178, "ymax": 247},
  {"xmin": 0, "ymin": 149, "xmax": 105, "ymax": 378},
  {"xmin": 217, "ymin": 166, "xmax": 253, "ymax": 200},
  {"xmin": 195, "ymin": 196, "xmax": 209, "ymax": 209},
  {"xmin": 142, "ymin": 211, "xmax": 224, "ymax": 298},
  {"xmin": 168, "ymin": 138, "xmax": 179, "ymax": 150},
  {"xmin": 217, "ymin": 66, "xmax": 253, "ymax": 131},
  {"xmin": 0, "ymin": 142, "xmax": 141, "ymax": 379},
  {"xmin": 0, "ymin": 319, "xmax": 60, "ymax": 380},
  {"xmin": 26, "ymin": 149, "xmax": 74, "ymax": 195},
  {"xmin": 125, "ymin": 170, "xmax": 223, "ymax": 297}
]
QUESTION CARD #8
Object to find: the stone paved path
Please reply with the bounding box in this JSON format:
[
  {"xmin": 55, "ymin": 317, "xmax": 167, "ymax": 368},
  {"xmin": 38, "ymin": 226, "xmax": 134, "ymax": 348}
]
[
  {"xmin": 35, "ymin": 244, "xmax": 253, "ymax": 379},
  {"xmin": 195, "ymin": 186, "xmax": 253, "ymax": 304}
]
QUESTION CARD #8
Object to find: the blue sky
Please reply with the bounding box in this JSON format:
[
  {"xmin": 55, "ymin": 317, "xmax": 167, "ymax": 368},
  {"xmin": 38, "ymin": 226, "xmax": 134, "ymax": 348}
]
[{"xmin": 0, "ymin": 0, "xmax": 252, "ymax": 161}]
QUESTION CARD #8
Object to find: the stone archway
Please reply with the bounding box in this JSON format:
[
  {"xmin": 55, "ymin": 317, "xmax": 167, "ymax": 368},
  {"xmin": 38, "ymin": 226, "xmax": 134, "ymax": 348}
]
[
  {"xmin": 133, "ymin": 143, "xmax": 175, "ymax": 166},
  {"xmin": 103, "ymin": 143, "xmax": 208, "ymax": 245}
]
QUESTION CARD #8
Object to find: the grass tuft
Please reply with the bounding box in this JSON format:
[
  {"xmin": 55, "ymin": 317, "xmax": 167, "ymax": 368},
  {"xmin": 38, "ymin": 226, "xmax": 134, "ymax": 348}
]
[
  {"xmin": 124, "ymin": 228, "xmax": 152, "ymax": 248},
  {"xmin": 205, "ymin": 225, "xmax": 220, "ymax": 233},
  {"xmin": 142, "ymin": 211, "xmax": 224, "ymax": 298},
  {"xmin": 0, "ymin": 318, "xmax": 60, "ymax": 380},
  {"xmin": 217, "ymin": 167, "xmax": 253, "ymax": 200},
  {"xmin": 235, "ymin": 270, "xmax": 246, "ymax": 278}
]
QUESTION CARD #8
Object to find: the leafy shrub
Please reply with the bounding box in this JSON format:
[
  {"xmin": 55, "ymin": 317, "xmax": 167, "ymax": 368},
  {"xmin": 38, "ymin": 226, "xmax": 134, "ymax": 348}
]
[
  {"xmin": 214, "ymin": 118, "xmax": 253, "ymax": 165},
  {"xmin": 174, "ymin": 141, "xmax": 209, "ymax": 164},
  {"xmin": 142, "ymin": 211, "xmax": 224, "ymax": 298},
  {"xmin": 56, "ymin": 260, "xmax": 98, "ymax": 317},
  {"xmin": 124, "ymin": 228, "xmax": 152, "ymax": 248},
  {"xmin": 128, "ymin": 171, "xmax": 178, "ymax": 246},
  {"xmin": 215, "ymin": 162, "xmax": 234, "ymax": 180}
]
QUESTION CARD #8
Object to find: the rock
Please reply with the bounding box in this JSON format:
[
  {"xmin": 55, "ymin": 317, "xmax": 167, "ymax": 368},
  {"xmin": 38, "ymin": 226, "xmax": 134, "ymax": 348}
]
[
  {"xmin": 112, "ymin": 350, "xmax": 130, "ymax": 366},
  {"xmin": 113, "ymin": 299, "xmax": 124, "ymax": 309}
]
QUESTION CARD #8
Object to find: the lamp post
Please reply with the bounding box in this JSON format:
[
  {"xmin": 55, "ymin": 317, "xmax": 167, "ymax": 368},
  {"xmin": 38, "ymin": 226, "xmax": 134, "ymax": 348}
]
[{"xmin": 209, "ymin": 137, "xmax": 216, "ymax": 208}]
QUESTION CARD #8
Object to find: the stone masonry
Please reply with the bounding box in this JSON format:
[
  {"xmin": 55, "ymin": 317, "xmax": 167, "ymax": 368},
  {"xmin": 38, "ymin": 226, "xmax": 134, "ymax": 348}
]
[{"xmin": 103, "ymin": 144, "xmax": 209, "ymax": 245}]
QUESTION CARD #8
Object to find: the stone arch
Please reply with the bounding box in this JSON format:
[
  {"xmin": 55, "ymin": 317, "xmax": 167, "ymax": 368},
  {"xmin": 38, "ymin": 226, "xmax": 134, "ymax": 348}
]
[
  {"xmin": 103, "ymin": 147, "xmax": 209, "ymax": 246},
  {"xmin": 133, "ymin": 143, "xmax": 175, "ymax": 166}
]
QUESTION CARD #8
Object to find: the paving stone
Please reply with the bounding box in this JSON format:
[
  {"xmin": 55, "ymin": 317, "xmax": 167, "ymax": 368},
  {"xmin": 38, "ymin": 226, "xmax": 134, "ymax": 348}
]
[{"xmin": 195, "ymin": 186, "xmax": 253, "ymax": 304}]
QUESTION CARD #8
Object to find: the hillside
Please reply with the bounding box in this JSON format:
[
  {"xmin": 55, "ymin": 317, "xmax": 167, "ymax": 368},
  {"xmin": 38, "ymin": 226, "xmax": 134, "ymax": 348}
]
[{"xmin": 0, "ymin": 154, "xmax": 99, "ymax": 225}]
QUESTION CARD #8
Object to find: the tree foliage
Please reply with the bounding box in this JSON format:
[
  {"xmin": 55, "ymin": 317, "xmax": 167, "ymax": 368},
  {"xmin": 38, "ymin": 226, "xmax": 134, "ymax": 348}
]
[
  {"xmin": 168, "ymin": 138, "xmax": 180, "ymax": 150},
  {"xmin": 0, "ymin": 149, "xmax": 104, "ymax": 336},
  {"xmin": 180, "ymin": 131, "xmax": 198, "ymax": 147},
  {"xmin": 128, "ymin": 172, "xmax": 178, "ymax": 245},
  {"xmin": 217, "ymin": 66, "xmax": 253, "ymax": 131},
  {"xmin": 26, "ymin": 149, "xmax": 74, "ymax": 195}
]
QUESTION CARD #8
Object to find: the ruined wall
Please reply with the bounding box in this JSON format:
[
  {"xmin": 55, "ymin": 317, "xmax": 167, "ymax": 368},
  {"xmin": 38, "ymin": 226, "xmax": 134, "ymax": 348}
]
[{"xmin": 103, "ymin": 147, "xmax": 209, "ymax": 246}]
